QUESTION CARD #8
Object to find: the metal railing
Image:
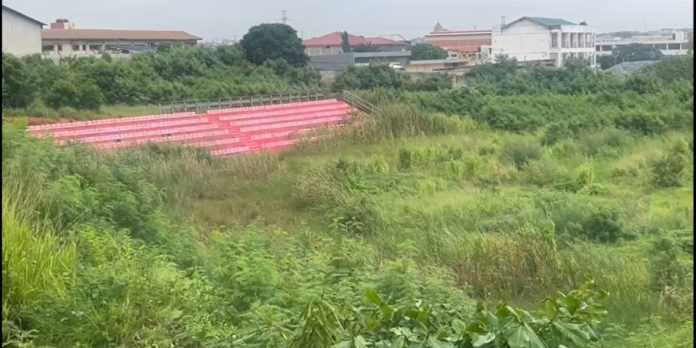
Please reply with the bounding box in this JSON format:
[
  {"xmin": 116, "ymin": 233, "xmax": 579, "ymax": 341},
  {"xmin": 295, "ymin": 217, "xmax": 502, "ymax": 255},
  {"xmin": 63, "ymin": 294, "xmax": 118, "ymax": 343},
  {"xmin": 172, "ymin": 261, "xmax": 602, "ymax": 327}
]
[
  {"xmin": 339, "ymin": 90, "xmax": 376, "ymax": 114},
  {"xmin": 158, "ymin": 90, "xmax": 376, "ymax": 115},
  {"xmin": 158, "ymin": 91, "xmax": 338, "ymax": 114}
]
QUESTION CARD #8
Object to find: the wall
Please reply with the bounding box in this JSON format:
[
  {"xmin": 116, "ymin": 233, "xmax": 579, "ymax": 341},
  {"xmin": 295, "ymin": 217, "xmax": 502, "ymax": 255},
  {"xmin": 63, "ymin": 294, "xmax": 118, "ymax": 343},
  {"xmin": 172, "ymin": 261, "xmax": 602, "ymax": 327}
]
[
  {"xmin": 309, "ymin": 51, "xmax": 411, "ymax": 71},
  {"xmin": 305, "ymin": 44, "xmax": 407, "ymax": 57},
  {"xmin": 2, "ymin": 9, "xmax": 42, "ymax": 56},
  {"xmin": 305, "ymin": 45, "xmax": 344, "ymax": 56},
  {"xmin": 491, "ymin": 20, "xmax": 551, "ymax": 62},
  {"xmin": 308, "ymin": 53, "xmax": 355, "ymax": 70}
]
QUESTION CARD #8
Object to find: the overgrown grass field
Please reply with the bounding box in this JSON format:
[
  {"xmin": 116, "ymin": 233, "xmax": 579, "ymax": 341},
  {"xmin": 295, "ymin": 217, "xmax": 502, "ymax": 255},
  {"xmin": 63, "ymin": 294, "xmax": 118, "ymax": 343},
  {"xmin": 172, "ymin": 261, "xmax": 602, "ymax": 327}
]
[{"xmin": 2, "ymin": 57, "xmax": 693, "ymax": 347}]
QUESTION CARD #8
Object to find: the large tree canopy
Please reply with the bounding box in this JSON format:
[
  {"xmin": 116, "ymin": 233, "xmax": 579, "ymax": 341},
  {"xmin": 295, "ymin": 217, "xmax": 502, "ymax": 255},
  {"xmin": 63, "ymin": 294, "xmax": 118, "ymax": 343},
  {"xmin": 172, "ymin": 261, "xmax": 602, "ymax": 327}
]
[
  {"xmin": 410, "ymin": 43, "xmax": 449, "ymax": 60},
  {"xmin": 240, "ymin": 23, "xmax": 308, "ymax": 67}
]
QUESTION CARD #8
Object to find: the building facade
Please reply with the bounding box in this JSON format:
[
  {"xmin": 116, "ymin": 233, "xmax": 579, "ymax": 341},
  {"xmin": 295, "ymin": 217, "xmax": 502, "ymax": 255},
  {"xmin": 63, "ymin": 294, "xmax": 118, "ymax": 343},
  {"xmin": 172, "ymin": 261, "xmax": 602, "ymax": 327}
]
[
  {"xmin": 491, "ymin": 17, "xmax": 596, "ymax": 67},
  {"xmin": 302, "ymin": 32, "xmax": 409, "ymax": 56},
  {"xmin": 425, "ymin": 24, "xmax": 492, "ymax": 60},
  {"xmin": 2, "ymin": 5, "xmax": 45, "ymax": 56},
  {"xmin": 41, "ymin": 19, "xmax": 201, "ymax": 59},
  {"xmin": 596, "ymin": 31, "xmax": 689, "ymax": 56},
  {"xmin": 308, "ymin": 51, "xmax": 411, "ymax": 71}
]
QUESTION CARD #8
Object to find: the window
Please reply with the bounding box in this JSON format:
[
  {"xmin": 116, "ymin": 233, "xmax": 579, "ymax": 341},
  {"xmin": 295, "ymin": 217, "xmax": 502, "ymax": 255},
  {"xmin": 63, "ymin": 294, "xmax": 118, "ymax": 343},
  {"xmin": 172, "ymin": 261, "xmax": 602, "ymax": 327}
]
[
  {"xmin": 72, "ymin": 44, "xmax": 80, "ymax": 51},
  {"xmin": 595, "ymin": 45, "xmax": 601, "ymax": 51},
  {"xmin": 42, "ymin": 45, "xmax": 54, "ymax": 52},
  {"xmin": 89, "ymin": 45, "xmax": 101, "ymax": 51},
  {"xmin": 668, "ymin": 43, "xmax": 681, "ymax": 50},
  {"xmin": 57, "ymin": 44, "xmax": 63, "ymax": 52},
  {"xmin": 551, "ymin": 33, "xmax": 558, "ymax": 48},
  {"xmin": 601, "ymin": 45, "xmax": 613, "ymax": 51}
]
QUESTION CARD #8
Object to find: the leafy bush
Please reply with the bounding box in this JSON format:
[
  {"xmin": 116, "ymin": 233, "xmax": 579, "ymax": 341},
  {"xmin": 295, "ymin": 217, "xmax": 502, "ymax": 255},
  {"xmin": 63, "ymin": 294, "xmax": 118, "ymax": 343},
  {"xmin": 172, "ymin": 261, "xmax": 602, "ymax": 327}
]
[
  {"xmin": 503, "ymin": 137, "xmax": 543, "ymax": 168},
  {"xmin": 410, "ymin": 43, "xmax": 448, "ymax": 60},
  {"xmin": 651, "ymin": 139, "xmax": 689, "ymax": 188}
]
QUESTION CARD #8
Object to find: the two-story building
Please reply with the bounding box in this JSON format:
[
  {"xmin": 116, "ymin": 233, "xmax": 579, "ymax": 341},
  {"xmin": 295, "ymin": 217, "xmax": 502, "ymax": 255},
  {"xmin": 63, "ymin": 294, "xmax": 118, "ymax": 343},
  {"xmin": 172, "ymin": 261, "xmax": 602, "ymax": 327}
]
[
  {"xmin": 41, "ymin": 19, "xmax": 201, "ymax": 59},
  {"xmin": 596, "ymin": 31, "xmax": 689, "ymax": 56},
  {"xmin": 491, "ymin": 16, "xmax": 596, "ymax": 67}
]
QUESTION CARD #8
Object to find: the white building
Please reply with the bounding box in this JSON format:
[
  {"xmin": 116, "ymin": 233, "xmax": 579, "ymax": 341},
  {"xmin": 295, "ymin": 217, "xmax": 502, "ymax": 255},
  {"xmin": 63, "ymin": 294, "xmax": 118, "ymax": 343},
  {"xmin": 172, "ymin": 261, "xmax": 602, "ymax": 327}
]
[
  {"xmin": 596, "ymin": 31, "xmax": 689, "ymax": 56},
  {"xmin": 2, "ymin": 5, "xmax": 45, "ymax": 56},
  {"xmin": 491, "ymin": 16, "xmax": 596, "ymax": 67}
]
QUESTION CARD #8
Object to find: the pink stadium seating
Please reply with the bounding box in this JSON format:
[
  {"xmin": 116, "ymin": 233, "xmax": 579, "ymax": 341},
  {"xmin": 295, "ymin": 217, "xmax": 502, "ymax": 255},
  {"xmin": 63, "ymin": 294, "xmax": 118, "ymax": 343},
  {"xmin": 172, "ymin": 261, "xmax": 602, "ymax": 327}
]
[{"xmin": 27, "ymin": 99, "xmax": 357, "ymax": 157}]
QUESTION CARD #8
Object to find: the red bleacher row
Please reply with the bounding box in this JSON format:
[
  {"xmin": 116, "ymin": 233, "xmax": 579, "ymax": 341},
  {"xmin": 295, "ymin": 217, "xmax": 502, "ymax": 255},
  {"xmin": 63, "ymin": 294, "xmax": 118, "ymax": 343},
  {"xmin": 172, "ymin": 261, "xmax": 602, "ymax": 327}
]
[{"xmin": 27, "ymin": 99, "xmax": 357, "ymax": 157}]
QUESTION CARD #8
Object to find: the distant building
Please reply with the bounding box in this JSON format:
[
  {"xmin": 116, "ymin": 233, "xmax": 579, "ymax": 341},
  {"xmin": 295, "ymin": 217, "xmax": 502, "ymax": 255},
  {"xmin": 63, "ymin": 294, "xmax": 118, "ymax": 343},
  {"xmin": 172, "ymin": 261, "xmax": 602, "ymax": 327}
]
[
  {"xmin": 41, "ymin": 19, "xmax": 201, "ymax": 59},
  {"xmin": 596, "ymin": 31, "xmax": 689, "ymax": 56},
  {"xmin": 308, "ymin": 51, "xmax": 411, "ymax": 71},
  {"xmin": 425, "ymin": 23, "xmax": 492, "ymax": 60},
  {"xmin": 302, "ymin": 32, "xmax": 409, "ymax": 56},
  {"xmin": 490, "ymin": 16, "xmax": 596, "ymax": 67},
  {"xmin": 405, "ymin": 58, "xmax": 471, "ymax": 73},
  {"xmin": 2, "ymin": 5, "xmax": 45, "ymax": 56}
]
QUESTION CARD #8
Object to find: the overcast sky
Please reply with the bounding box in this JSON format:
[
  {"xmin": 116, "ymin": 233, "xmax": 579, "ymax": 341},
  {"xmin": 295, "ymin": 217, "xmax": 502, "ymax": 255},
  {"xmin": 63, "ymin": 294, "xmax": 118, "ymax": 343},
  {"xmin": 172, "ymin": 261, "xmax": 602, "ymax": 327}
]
[{"xmin": 5, "ymin": 0, "xmax": 693, "ymax": 41}]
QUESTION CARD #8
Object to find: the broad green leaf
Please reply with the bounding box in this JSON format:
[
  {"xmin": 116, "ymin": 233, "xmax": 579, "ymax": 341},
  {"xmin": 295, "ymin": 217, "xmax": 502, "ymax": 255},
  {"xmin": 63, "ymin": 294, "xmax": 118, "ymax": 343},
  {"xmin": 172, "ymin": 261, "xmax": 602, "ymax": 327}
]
[
  {"xmin": 551, "ymin": 322, "xmax": 592, "ymax": 347},
  {"xmin": 366, "ymin": 288, "xmax": 384, "ymax": 306},
  {"xmin": 354, "ymin": 335, "xmax": 369, "ymax": 348},
  {"xmin": 333, "ymin": 341, "xmax": 352, "ymax": 348},
  {"xmin": 504, "ymin": 323, "xmax": 546, "ymax": 348},
  {"xmin": 427, "ymin": 336, "xmax": 455, "ymax": 348},
  {"xmin": 390, "ymin": 336, "xmax": 405, "ymax": 348},
  {"xmin": 472, "ymin": 332, "xmax": 496, "ymax": 347}
]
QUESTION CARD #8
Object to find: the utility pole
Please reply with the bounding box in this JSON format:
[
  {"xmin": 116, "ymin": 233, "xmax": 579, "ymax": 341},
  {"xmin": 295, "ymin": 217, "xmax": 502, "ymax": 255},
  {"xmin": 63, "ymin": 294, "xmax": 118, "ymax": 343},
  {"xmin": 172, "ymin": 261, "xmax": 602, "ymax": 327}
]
[{"xmin": 281, "ymin": 10, "xmax": 288, "ymax": 24}]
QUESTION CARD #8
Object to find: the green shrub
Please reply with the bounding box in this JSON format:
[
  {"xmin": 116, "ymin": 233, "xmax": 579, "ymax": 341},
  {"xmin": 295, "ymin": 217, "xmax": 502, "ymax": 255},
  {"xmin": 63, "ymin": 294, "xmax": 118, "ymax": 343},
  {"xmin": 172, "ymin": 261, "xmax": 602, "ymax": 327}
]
[
  {"xmin": 651, "ymin": 139, "xmax": 689, "ymax": 188},
  {"xmin": 582, "ymin": 209, "xmax": 625, "ymax": 243},
  {"xmin": 503, "ymin": 137, "xmax": 543, "ymax": 168},
  {"xmin": 398, "ymin": 148, "xmax": 412, "ymax": 170}
]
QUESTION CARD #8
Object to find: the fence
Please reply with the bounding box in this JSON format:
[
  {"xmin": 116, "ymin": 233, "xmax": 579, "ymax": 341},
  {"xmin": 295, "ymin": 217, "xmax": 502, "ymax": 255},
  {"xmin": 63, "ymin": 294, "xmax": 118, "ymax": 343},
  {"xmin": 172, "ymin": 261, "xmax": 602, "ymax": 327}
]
[{"xmin": 158, "ymin": 90, "xmax": 376, "ymax": 115}]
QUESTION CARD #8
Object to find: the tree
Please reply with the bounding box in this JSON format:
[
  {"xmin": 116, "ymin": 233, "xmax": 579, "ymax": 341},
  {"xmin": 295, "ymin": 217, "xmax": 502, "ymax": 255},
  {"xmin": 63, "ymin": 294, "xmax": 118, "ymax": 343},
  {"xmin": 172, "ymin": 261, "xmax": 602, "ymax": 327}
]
[
  {"xmin": 240, "ymin": 23, "xmax": 308, "ymax": 67},
  {"xmin": 341, "ymin": 32, "xmax": 351, "ymax": 53},
  {"xmin": 2, "ymin": 53, "xmax": 35, "ymax": 108},
  {"xmin": 598, "ymin": 44, "xmax": 663, "ymax": 69},
  {"xmin": 613, "ymin": 44, "xmax": 663, "ymax": 63},
  {"xmin": 410, "ymin": 43, "xmax": 448, "ymax": 60}
]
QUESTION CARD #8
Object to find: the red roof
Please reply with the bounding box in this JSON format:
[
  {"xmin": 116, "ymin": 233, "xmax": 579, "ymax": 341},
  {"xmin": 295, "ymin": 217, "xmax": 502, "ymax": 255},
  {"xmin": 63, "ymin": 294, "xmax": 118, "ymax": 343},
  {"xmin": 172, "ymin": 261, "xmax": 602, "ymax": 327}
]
[{"xmin": 303, "ymin": 32, "xmax": 407, "ymax": 47}]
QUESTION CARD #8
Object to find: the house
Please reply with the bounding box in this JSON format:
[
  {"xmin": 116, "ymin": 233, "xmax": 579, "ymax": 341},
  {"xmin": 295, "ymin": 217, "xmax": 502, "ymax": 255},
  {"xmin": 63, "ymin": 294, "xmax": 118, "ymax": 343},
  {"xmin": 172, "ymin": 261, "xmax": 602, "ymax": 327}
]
[
  {"xmin": 41, "ymin": 19, "xmax": 201, "ymax": 59},
  {"xmin": 302, "ymin": 32, "xmax": 409, "ymax": 56},
  {"xmin": 425, "ymin": 23, "xmax": 492, "ymax": 60},
  {"xmin": 596, "ymin": 31, "xmax": 689, "ymax": 56},
  {"xmin": 490, "ymin": 16, "xmax": 596, "ymax": 67},
  {"xmin": 2, "ymin": 5, "xmax": 45, "ymax": 56}
]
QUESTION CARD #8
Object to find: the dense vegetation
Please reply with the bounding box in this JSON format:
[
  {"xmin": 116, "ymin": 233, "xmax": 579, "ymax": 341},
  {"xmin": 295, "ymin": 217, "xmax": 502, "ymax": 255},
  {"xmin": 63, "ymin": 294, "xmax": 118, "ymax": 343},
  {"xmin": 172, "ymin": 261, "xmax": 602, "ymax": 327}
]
[
  {"xmin": 410, "ymin": 43, "xmax": 449, "ymax": 60},
  {"xmin": 1, "ymin": 44, "xmax": 322, "ymax": 113},
  {"xmin": 2, "ymin": 52, "xmax": 693, "ymax": 347}
]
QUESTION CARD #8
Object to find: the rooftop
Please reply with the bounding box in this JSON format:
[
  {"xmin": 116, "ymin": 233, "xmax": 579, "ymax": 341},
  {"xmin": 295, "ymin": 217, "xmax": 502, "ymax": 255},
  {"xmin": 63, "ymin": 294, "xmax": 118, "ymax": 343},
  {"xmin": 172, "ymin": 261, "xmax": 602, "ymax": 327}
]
[
  {"xmin": 505, "ymin": 16, "xmax": 577, "ymax": 29},
  {"xmin": 426, "ymin": 30, "xmax": 492, "ymax": 36},
  {"xmin": 303, "ymin": 32, "xmax": 407, "ymax": 47},
  {"xmin": 2, "ymin": 5, "xmax": 46, "ymax": 26},
  {"xmin": 41, "ymin": 29, "xmax": 201, "ymax": 41}
]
